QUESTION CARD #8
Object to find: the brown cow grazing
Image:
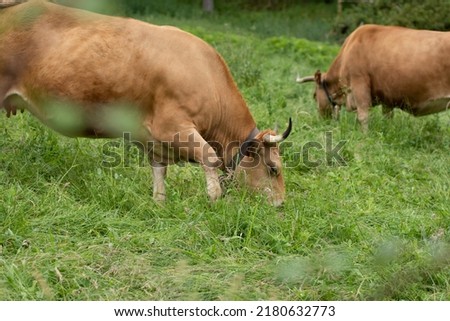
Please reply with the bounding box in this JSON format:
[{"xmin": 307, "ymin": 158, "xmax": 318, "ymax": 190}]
[
  {"xmin": 297, "ymin": 24, "xmax": 450, "ymax": 132},
  {"xmin": 0, "ymin": 0, "xmax": 292, "ymax": 206}
]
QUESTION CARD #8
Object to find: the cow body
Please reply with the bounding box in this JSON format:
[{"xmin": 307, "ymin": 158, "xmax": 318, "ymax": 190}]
[
  {"xmin": 298, "ymin": 24, "xmax": 450, "ymax": 131},
  {"xmin": 0, "ymin": 0, "xmax": 291, "ymax": 206}
]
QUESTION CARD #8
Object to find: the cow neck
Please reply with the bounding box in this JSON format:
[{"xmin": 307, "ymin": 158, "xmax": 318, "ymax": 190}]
[{"xmin": 226, "ymin": 127, "xmax": 259, "ymax": 171}]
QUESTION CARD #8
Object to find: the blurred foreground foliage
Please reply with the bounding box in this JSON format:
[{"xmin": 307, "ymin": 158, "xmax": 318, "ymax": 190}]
[{"xmin": 333, "ymin": 0, "xmax": 450, "ymax": 42}]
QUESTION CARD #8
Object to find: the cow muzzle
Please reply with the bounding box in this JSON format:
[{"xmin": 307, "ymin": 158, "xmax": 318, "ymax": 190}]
[{"xmin": 265, "ymin": 187, "xmax": 285, "ymax": 207}]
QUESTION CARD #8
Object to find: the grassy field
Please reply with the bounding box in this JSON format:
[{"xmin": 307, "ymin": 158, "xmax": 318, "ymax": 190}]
[{"xmin": 1, "ymin": 4, "xmax": 449, "ymax": 300}]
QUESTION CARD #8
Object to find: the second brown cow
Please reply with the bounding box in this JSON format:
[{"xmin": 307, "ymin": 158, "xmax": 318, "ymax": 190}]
[{"xmin": 297, "ymin": 24, "xmax": 450, "ymax": 131}]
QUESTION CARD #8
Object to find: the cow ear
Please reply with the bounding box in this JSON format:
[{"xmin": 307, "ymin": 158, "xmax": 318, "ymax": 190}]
[
  {"xmin": 314, "ymin": 70, "xmax": 322, "ymax": 84},
  {"xmin": 240, "ymin": 139, "xmax": 261, "ymax": 158}
]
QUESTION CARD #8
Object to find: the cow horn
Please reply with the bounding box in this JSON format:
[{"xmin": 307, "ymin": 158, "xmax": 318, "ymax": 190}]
[
  {"xmin": 263, "ymin": 118, "xmax": 292, "ymax": 143},
  {"xmin": 296, "ymin": 74, "xmax": 315, "ymax": 83}
]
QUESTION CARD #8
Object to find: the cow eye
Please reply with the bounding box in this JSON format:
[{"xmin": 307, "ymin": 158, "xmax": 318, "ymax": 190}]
[{"xmin": 269, "ymin": 165, "xmax": 279, "ymax": 176}]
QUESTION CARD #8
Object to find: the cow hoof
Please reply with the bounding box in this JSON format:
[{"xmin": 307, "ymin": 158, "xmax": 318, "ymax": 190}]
[
  {"xmin": 153, "ymin": 193, "xmax": 166, "ymax": 203},
  {"xmin": 271, "ymin": 198, "xmax": 284, "ymax": 207},
  {"xmin": 207, "ymin": 183, "xmax": 222, "ymax": 202}
]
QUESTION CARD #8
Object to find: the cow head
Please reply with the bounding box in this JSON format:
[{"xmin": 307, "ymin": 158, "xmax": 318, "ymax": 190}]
[
  {"xmin": 297, "ymin": 70, "xmax": 343, "ymax": 119},
  {"xmin": 234, "ymin": 118, "xmax": 292, "ymax": 207}
]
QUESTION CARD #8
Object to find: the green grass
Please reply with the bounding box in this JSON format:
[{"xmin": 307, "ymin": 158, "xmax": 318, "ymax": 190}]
[{"xmin": 1, "ymin": 7, "xmax": 449, "ymax": 301}]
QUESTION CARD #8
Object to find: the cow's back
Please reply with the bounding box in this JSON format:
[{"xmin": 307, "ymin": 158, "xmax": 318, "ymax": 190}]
[
  {"xmin": 18, "ymin": 2, "xmax": 221, "ymax": 107},
  {"xmin": 1, "ymin": 0, "xmax": 253, "ymax": 139}
]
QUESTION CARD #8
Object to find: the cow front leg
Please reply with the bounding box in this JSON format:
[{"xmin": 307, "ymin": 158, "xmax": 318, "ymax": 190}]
[
  {"xmin": 382, "ymin": 105, "xmax": 394, "ymax": 119},
  {"xmin": 202, "ymin": 163, "xmax": 222, "ymax": 202},
  {"xmin": 172, "ymin": 130, "xmax": 223, "ymax": 202},
  {"xmin": 332, "ymin": 105, "xmax": 341, "ymax": 120},
  {"xmin": 194, "ymin": 133, "xmax": 223, "ymax": 202},
  {"xmin": 151, "ymin": 161, "xmax": 167, "ymax": 202},
  {"xmin": 357, "ymin": 108, "xmax": 369, "ymax": 133},
  {"xmin": 347, "ymin": 81, "xmax": 371, "ymax": 132}
]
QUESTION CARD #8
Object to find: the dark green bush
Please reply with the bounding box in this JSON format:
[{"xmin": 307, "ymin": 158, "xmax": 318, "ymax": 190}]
[
  {"xmin": 118, "ymin": 0, "xmax": 199, "ymax": 16},
  {"xmin": 333, "ymin": 0, "xmax": 450, "ymax": 42},
  {"xmin": 117, "ymin": 0, "xmax": 331, "ymax": 15}
]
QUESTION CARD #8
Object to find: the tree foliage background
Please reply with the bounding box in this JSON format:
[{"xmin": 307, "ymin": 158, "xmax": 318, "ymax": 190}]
[
  {"xmin": 125, "ymin": 1, "xmax": 449, "ymax": 39},
  {"xmin": 334, "ymin": 0, "xmax": 450, "ymax": 41},
  {"xmin": 55, "ymin": 0, "xmax": 450, "ymax": 42}
]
